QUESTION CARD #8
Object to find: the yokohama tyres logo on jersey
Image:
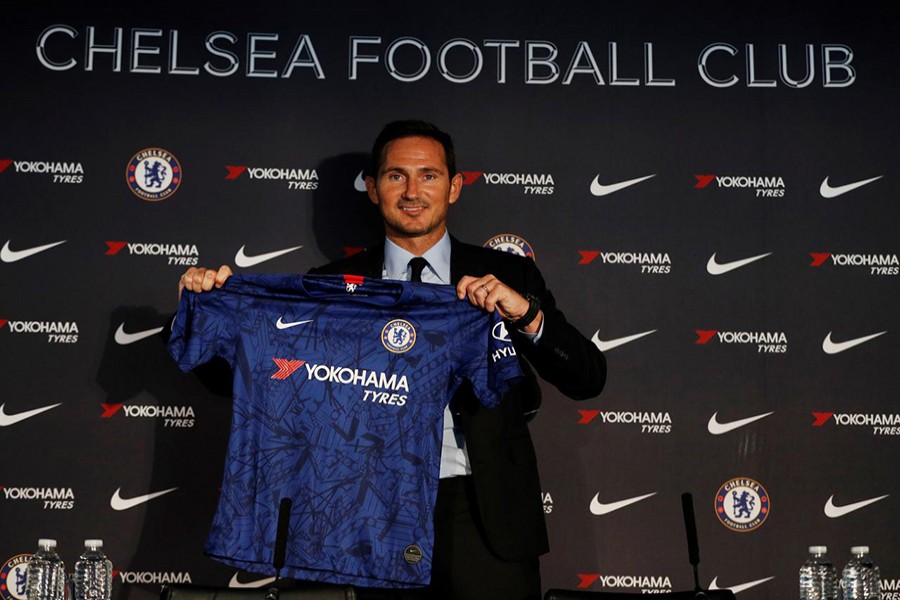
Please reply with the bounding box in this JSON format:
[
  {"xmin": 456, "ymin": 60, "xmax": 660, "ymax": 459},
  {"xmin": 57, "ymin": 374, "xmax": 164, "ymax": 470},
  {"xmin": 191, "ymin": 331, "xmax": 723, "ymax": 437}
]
[
  {"xmin": 695, "ymin": 329, "xmax": 787, "ymax": 353},
  {"xmin": 271, "ymin": 358, "xmax": 411, "ymax": 407},
  {"xmin": 460, "ymin": 170, "xmax": 554, "ymax": 195},
  {"xmin": 105, "ymin": 241, "xmax": 200, "ymax": 266},
  {"xmin": 0, "ymin": 157, "xmax": 84, "ymax": 184},
  {"xmin": 0, "ymin": 319, "xmax": 79, "ymax": 344},
  {"xmin": 694, "ymin": 174, "xmax": 786, "ymax": 197},
  {"xmin": 812, "ymin": 411, "xmax": 900, "ymax": 435},
  {"xmin": 810, "ymin": 252, "xmax": 898, "ymax": 276},
  {"xmin": 225, "ymin": 165, "xmax": 319, "ymax": 190},
  {"xmin": 578, "ymin": 251, "xmax": 671, "ymax": 274}
]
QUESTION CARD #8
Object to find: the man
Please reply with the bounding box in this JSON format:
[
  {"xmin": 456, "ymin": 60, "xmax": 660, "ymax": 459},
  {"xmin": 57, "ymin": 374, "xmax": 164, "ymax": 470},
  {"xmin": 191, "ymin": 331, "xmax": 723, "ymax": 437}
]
[{"xmin": 179, "ymin": 120, "xmax": 606, "ymax": 599}]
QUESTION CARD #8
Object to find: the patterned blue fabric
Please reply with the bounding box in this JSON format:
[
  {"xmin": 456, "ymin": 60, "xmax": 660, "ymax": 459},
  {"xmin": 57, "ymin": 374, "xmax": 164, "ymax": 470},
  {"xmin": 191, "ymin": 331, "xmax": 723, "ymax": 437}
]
[{"xmin": 168, "ymin": 273, "xmax": 522, "ymax": 588}]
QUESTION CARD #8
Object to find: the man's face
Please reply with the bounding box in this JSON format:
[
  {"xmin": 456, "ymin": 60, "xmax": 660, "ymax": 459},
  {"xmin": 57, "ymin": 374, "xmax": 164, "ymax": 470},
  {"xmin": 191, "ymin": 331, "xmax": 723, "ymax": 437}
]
[{"xmin": 367, "ymin": 136, "xmax": 463, "ymax": 249}]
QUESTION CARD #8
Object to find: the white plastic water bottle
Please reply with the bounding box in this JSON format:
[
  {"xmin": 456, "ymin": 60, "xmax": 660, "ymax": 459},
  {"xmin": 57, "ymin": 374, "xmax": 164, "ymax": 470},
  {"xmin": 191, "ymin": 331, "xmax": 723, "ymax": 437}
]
[
  {"xmin": 800, "ymin": 545, "xmax": 839, "ymax": 600},
  {"xmin": 25, "ymin": 539, "xmax": 66, "ymax": 600},
  {"xmin": 843, "ymin": 546, "xmax": 881, "ymax": 600},
  {"xmin": 74, "ymin": 540, "xmax": 113, "ymax": 600}
]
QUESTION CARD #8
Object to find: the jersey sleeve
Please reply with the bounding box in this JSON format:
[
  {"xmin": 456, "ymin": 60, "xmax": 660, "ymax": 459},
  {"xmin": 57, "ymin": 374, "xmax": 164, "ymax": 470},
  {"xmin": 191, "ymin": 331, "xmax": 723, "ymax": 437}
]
[
  {"xmin": 454, "ymin": 309, "xmax": 523, "ymax": 409},
  {"xmin": 167, "ymin": 289, "xmax": 240, "ymax": 372}
]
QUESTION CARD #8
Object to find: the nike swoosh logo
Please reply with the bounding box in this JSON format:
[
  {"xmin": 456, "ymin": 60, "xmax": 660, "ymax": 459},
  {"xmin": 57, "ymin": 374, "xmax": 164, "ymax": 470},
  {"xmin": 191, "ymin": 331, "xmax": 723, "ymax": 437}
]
[
  {"xmin": 234, "ymin": 245, "xmax": 303, "ymax": 268},
  {"xmin": 819, "ymin": 176, "xmax": 883, "ymax": 198},
  {"xmin": 707, "ymin": 411, "xmax": 774, "ymax": 435},
  {"xmin": 229, "ymin": 573, "xmax": 277, "ymax": 589},
  {"xmin": 1, "ymin": 240, "xmax": 67, "ymax": 263},
  {"xmin": 354, "ymin": 170, "xmax": 367, "ymax": 192},
  {"xmin": 115, "ymin": 323, "xmax": 165, "ymax": 345},
  {"xmin": 589, "ymin": 492, "xmax": 656, "ymax": 515},
  {"xmin": 0, "ymin": 402, "xmax": 63, "ymax": 427},
  {"xmin": 709, "ymin": 576, "xmax": 775, "ymax": 595},
  {"xmin": 706, "ymin": 252, "xmax": 772, "ymax": 275},
  {"xmin": 822, "ymin": 331, "xmax": 887, "ymax": 354},
  {"xmin": 591, "ymin": 330, "xmax": 656, "ymax": 352},
  {"xmin": 824, "ymin": 494, "xmax": 889, "ymax": 518},
  {"xmin": 589, "ymin": 174, "xmax": 655, "ymax": 197},
  {"xmin": 275, "ymin": 317, "xmax": 314, "ymax": 330},
  {"xmin": 110, "ymin": 487, "xmax": 178, "ymax": 511}
]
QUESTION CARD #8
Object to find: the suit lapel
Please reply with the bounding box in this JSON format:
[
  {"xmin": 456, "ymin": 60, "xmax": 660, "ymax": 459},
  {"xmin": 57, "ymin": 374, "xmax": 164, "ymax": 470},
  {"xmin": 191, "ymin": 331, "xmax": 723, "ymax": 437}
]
[
  {"xmin": 359, "ymin": 245, "xmax": 386, "ymax": 279},
  {"xmin": 449, "ymin": 235, "xmax": 468, "ymax": 284}
]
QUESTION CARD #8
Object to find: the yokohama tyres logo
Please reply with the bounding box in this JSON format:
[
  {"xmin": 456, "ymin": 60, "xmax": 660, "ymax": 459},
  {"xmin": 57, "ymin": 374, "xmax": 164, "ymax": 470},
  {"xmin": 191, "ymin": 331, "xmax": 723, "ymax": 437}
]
[
  {"xmin": 100, "ymin": 403, "xmax": 196, "ymax": 428},
  {"xmin": 271, "ymin": 358, "xmax": 305, "ymax": 379},
  {"xmin": 575, "ymin": 574, "xmax": 672, "ymax": 592},
  {"xmin": 118, "ymin": 572, "xmax": 192, "ymax": 585},
  {"xmin": 0, "ymin": 158, "xmax": 84, "ymax": 183},
  {"xmin": 1, "ymin": 486, "xmax": 75, "ymax": 510},
  {"xmin": 460, "ymin": 170, "xmax": 554, "ymax": 195},
  {"xmin": 224, "ymin": 165, "xmax": 318, "ymax": 190},
  {"xmin": 694, "ymin": 174, "xmax": 785, "ymax": 197},
  {"xmin": 810, "ymin": 252, "xmax": 898, "ymax": 276},
  {"xmin": 577, "ymin": 409, "xmax": 672, "ymax": 434},
  {"xmin": 578, "ymin": 251, "xmax": 671, "ymax": 274},
  {"xmin": 695, "ymin": 329, "xmax": 787, "ymax": 353},
  {"xmin": 105, "ymin": 241, "xmax": 199, "ymax": 266},
  {"xmin": 812, "ymin": 411, "xmax": 900, "ymax": 435},
  {"xmin": 1, "ymin": 319, "xmax": 79, "ymax": 344}
]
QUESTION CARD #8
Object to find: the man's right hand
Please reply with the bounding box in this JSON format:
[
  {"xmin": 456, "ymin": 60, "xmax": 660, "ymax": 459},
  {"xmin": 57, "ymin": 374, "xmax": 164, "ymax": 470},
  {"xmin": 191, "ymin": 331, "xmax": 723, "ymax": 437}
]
[{"xmin": 178, "ymin": 265, "xmax": 233, "ymax": 299}]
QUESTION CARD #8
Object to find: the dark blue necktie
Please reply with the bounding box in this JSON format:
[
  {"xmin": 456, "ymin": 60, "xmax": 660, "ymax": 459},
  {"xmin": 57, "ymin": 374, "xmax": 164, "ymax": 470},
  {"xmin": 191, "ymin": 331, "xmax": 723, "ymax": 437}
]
[{"xmin": 408, "ymin": 257, "xmax": 428, "ymax": 283}]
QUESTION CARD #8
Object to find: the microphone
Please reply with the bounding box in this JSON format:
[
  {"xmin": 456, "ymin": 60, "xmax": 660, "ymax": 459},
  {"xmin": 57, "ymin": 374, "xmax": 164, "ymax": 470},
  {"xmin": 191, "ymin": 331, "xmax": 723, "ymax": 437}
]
[
  {"xmin": 267, "ymin": 498, "xmax": 293, "ymax": 600},
  {"xmin": 681, "ymin": 492, "xmax": 702, "ymax": 594}
]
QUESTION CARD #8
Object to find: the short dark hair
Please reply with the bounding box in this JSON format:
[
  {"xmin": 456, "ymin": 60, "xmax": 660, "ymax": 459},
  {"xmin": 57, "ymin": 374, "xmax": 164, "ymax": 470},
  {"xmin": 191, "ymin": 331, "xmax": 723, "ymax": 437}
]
[{"xmin": 368, "ymin": 120, "xmax": 457, "ymax": 177}]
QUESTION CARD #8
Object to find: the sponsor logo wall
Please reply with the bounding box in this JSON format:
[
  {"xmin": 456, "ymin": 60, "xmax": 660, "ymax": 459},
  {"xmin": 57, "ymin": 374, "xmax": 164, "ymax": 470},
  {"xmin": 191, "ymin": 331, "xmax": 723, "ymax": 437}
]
[{"xmin": 1, "ymin": 4, "xmax": 897, "ymax": 599}]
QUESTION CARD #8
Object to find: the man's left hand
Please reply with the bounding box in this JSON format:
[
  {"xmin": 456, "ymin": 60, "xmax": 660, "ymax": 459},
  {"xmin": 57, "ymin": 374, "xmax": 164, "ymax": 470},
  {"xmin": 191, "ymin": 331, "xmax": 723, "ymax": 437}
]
[{"xmin": 456, "ymin": 274, "xmax": 543, "ymax": 334}]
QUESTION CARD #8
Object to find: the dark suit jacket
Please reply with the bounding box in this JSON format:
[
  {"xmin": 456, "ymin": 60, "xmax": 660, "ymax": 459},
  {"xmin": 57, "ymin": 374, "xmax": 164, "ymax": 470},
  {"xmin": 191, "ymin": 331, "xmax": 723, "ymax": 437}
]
[{"xmin": 309, "ymin": 236, "xmax": 606, "ymax": 561}]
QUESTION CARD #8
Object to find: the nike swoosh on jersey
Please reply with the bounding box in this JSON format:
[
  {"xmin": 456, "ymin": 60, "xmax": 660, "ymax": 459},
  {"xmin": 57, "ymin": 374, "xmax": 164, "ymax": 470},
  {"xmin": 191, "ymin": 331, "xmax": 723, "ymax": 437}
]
[
  {"xmin": 706, "ymin": 252, "xmax": 772, "ymax": 275},
  {"xmin": 824, "ymin": 494, "xmax": 889, "ymax": 518},
  {"xmin": 110, "ymin": 487, "xmax": 178, "ymax": 511},
  {"xmin": 1, "ymin": 240, "xmax": 67, "ymax": 263},
  {"xmin": 709, "ymin": 576, "xmax": 775, "ymax": 595},
  {"xmin": 115, "ymin": 323, "xmax": 165, "ymax": 345},
  {"xmin": 591, "ymin": 330, "xmax": 657, "ymax": 352},
  {"xmin": 822, "ymin": 331, "xmax": 887, "ymax": 354},
  {"xmin": 589, "ymin": 174, "xmax": 656, "ymax": 197},
  {"xmin": 707, "ymin": 411, "xmax": 774, "ymax": 435},
  {"xmin": 234, "ymin": 245, "xmax": 303, "ymax": 268},
  {"xmin": 354, "ymin": 170, "xmax": 367, "ymax": 192},
  {"xmin": 229, "ymin": 573, "xmax": 277, "ymax": 589},
  {"xmin": 589, "ymin": 492, "xmax": 656, "ymax": 515},
  {"xmin": 275, "ymin": 317, "xmax": 314, "ymax": 329},
  {"xmin": 819, "ymin": 176, "xmax": 883, "ymax": 198},
  {"xmin": 0, "ymin": 402, "xmax": 63, "ymax": 427}
]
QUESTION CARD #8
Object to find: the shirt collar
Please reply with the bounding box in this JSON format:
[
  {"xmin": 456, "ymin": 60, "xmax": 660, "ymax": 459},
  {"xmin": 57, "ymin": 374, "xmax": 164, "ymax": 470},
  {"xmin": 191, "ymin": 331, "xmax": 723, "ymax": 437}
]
[{"xmin": 383, "ymin": 230, "xmax": 451, "ymax": 284}]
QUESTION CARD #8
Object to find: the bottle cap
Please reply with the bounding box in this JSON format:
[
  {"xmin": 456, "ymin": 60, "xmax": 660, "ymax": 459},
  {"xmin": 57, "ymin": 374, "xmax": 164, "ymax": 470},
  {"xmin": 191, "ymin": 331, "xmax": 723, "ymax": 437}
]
[
  {"xmin": 850, "ymin": 546, "xmax": 869, "ymax": 555},
  {"xmin": 809, "ymin": 545, "xmax": 827, "ymax": 554},
  {"xmin": 84, "ymin": 539, "xmax": 104, "ymax": 548},
  {"xmin": 37, "ymin": 539, "xmax": 57, "ymax": 549}
]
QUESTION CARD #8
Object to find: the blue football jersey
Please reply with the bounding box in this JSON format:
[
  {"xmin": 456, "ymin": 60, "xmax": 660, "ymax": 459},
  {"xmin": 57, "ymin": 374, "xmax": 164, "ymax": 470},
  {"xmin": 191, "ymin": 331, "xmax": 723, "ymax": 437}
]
[{"xmin": 168, "ymin": 273, "xmax": 522, "ymax": 588}]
